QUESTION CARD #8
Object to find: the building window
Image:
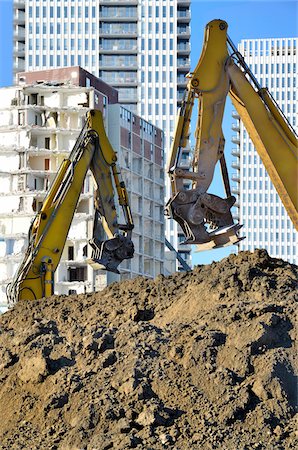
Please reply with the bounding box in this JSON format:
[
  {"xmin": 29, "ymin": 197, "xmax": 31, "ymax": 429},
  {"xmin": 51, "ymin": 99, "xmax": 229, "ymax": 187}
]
[
  {"xmin": 68, "ymin": 267, "xmax": 87, "ymax": 282},
  {"xmin": 68, "ymin": 246, "xmax": 74, "ymax": 261}
]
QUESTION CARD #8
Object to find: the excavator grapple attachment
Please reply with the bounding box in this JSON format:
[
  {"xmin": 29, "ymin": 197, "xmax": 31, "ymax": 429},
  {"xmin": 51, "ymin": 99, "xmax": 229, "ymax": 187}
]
[
  {"xmin": 88, "ymin": 235, "xmax": 134, "ymax": 274},
  {"xmin": 166, "ymin": 190, "xmax": 244, "ymax": 250}
]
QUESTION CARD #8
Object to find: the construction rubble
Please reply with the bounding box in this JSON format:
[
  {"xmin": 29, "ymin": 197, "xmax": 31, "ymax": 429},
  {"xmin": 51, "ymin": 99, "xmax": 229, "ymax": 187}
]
[{"xmin": 0, "ymin": 249, "xmax": 297, "ymax": 450}]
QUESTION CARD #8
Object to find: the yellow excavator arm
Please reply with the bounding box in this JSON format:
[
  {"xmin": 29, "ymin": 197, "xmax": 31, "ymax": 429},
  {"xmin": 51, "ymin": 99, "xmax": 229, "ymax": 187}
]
[
  {"xmin": 166, "ymin": 19, "xmax": 298, "ymax": 250},
  {"xmin": 7, "ymin": 110, "xmax": 134, "ymax": 303}
]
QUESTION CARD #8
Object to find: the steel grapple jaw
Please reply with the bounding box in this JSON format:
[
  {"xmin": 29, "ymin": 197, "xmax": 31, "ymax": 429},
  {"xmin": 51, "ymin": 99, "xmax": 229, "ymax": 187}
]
[
  {"xmin": 88, "ymin": 235, "xmax": 134, "ymax": 273},
  {"xmin": 166, "ymin": 190, "xmax": 244, "ymax": 251}
]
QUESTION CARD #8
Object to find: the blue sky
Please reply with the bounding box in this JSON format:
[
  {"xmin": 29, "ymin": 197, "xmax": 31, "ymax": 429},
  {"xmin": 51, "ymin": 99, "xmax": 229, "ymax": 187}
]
[
  {"xmin": 0, "ymin": 0, "xmax": 297, "ymax": 266},
  {"xmin": 0, "ymin": 0, "xmax": 13, "ymax": 87}
]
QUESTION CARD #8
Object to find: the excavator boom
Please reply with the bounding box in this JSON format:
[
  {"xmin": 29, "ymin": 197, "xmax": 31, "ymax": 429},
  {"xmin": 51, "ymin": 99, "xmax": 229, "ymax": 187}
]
[
  {"xmin": 166, "ymin": 19, "xmax": 298, "ymax": 251},
  {"xmin": 7, "ymin": 110, "xmax": 134, "ymax": 303}
]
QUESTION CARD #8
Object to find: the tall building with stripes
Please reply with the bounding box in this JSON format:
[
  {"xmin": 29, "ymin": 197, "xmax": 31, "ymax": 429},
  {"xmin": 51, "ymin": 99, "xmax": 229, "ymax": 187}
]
[{"xmin": 231, "ymin": 37, "xmax": 297, "ymax": 263}]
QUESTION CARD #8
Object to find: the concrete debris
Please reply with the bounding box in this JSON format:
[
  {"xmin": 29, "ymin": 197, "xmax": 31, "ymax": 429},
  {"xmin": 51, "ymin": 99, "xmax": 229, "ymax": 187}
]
[{"xmin": 0, "ymin": 249, "xmax": 297, "ymax": 449}]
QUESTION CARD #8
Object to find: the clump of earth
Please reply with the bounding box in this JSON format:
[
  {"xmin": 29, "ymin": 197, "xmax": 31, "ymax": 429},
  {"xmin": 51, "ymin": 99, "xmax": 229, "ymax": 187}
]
[{"xmin": 0, "ymin": 249, "xmax": 297, "ymax": 450}]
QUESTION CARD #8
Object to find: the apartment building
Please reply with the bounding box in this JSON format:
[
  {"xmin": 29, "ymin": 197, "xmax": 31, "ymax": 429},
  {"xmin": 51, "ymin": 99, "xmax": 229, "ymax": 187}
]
[
  {"xmin": 12, "ymin": 0, "xmax": 192, "ymax": 270},
  {"xmin": 0, "ymin": 67, "xmax": 165, "ymax": 305},
  {"xmin": 231, "ymin": 37, "xmax": 297, "ymax": 264}
]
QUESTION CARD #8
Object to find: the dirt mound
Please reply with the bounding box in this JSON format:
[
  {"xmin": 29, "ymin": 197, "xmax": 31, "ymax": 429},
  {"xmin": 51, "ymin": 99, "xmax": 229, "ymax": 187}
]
[{"xmin": 0, "ymin": 249, "xmax": 297, "ymax": 450}]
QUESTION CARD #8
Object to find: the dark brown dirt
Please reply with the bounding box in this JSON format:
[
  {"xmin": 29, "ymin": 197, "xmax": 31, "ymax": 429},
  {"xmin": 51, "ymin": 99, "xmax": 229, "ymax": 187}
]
[{"xmin": 0, "ymin": 249, "xmax": 297, "ymax": 450}]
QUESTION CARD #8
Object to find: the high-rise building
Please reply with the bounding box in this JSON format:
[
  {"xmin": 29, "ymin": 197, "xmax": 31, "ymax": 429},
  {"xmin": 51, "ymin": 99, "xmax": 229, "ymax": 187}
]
[
  {"xmin": 231, "ymin": 37, "xmax": 297, "ymax": 264},
  {"xmin": 12, "ymin": 0, "xmax": 192, "ymax": 270},
  {"xmin": 0, "ymin": 67, "xmax": 165, "ymax": 306}
]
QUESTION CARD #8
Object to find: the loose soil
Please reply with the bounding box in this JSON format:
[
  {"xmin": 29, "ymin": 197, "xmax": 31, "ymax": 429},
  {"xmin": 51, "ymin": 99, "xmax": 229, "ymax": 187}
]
[{"xmin": 0, "ymin": 249, "xmax": 297, "ymax": 450}]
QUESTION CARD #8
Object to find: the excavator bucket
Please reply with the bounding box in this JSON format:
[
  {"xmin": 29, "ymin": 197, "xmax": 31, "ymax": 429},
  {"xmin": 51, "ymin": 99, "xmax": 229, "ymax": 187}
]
[{"xmin": 88, "ymin": 235, "xmax": 134, "ymax": 274}]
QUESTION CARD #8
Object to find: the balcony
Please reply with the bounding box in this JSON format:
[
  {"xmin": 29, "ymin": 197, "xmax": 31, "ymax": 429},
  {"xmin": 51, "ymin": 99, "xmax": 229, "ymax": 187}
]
[
  {"xmin": 101, "ymin": 75, "xmax": 137, "ymax": 86},
  {"xmin": 177, "ymin": 10, "xmax": 191, "ymax": 22},
  {"xmin": 231, "ymin": 188, "xmax": 240, "ymax": 196},
  {"xmin": 13, "ymin": 59, "xmax": 25, "ymax": 71},
  {"xmin": 99, "ymin": 0, "xmax": 138, "ymax": 4},
  {"xmin": 232, "ymin": 135, "xmax": 240, "ymax": 145},
  {"xmin": 177, "ymin": 58, "xmax": 191, "ymax": 68},
  {"xmin": 13, "ymin": 2, "xmax": 25, "ymax": 9},
  {"xmin": 177, "ymin": 91, "xmax": 186, "ymax": 102},
  {"xmin": 14, "ymin": 42, "xmax": 25, "ymax": 56},
  {"xmin": 232, "ymin": 111, "xmax": 240, "ymax": 119},
  {"xmin": 231, "ymin": 148, "xmax": 240, "ymax": 157},
  {"xmin": 177, "ymin": 43, "xmax": 190, "ymax": 54},
  {"xmin": 118, "ymin": 93, "xmax": 138, "ymax": 103},
  {"xmin": 99, "ymin": 45, "xmax": 137, "ymax": 55},
  {"xmin": 14, "ymin": 10, "xmax": 25, "ymax": 24},
  {"xmin": 177, "ymin": 27, "xmax": 190, "ymax": 37},
  {"xmin": 177, "ymin": 65, "xmax": 191, "ymax": 74},
  {"xmin": 99, "ymin": 25, "xmax": 137, "ymax": 37},
  {"xmin": 179, "ymin": 155, "xmax": 192, "ymax": 167},
  {"xmin": 13, "ymin": 26, "xmax": 25, "ymax": 40},
  {"xmin": 100, "ymin": 63, "xmax": 138, "ymax": 71},
  {"xmin": 100, "ymin": 15, "xmax": 138, "ymax": 22},
  {"xmin": 231, "ymin": 172, "xmax": 240, "ymax": 183},
  {"xmin": 232, "ymin": 162, "xmax": 240, "ymax": 170},
  {"xmin": 99, "ymin": 56, "xmax": 137, "ymax": 70},
  {"xmin": 232, "ymin": 123, "xmax": 240, "ymax": 132}
]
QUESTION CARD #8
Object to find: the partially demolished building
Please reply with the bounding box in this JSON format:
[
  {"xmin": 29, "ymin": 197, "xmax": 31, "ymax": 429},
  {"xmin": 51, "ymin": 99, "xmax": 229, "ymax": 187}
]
[{"xmin": 0, "ymin": 67, "xmax": 165, "ymax": 304}]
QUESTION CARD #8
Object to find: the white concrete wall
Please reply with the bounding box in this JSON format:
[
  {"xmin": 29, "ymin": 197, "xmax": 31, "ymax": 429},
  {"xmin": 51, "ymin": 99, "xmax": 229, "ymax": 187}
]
[
  {"xmin": 1, "ymin": 175, "xmax": 12, "ymax": 194},
  {"xmin": 68, "ymin": 219, "xmax": 87, "ymax": 240},
  {"xmin": 28, "ymin": 155, "xmax": 46, "ymax": 171},
  {"xmin": 0, "ymin": 197, "xmax": 20, "ymax": 214},
  {"xmin": 0, "ymin": 88, "xmax": 17, "ymax": 108},
  {"xmin": 0, "ymin": 241, "xmax": 5, "ymax": 258},
  {"xmin": 63, "ymin": 92, "xmax": 88, "ymax": 108},
  {"xmin": 0, "ymin": 259, "xmax": 22, "ymax": 282},
  {"xmin": 0, "ymin": 130, "xmax": 29, "ymax": 147},
  {"xmin": 0, "ymin": 216, "xmax": 32, "ymax": 234},
  {"xmin": 0, "ymin": 110, "xmax": 15, "ymax": 126},
  {"xmin": 43, "ymin": 92, "xmax": 60, "ymax": 108},
  {"xmin": 0, "ymin": 238, "xmax": 26, "ymax": 257}
]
